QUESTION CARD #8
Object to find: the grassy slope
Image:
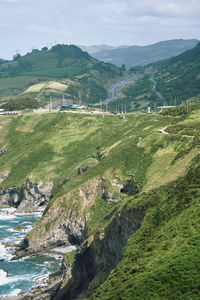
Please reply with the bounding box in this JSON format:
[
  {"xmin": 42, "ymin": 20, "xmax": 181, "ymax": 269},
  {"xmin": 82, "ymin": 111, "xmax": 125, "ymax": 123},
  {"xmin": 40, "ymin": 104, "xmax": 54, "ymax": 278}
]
[
  {"xmin": 91, "ymin": 165, "xmax": 200, "ymax": 299},
  {"xmin": 0, "ymin": 45, "xmax": 123, "ymax": 106},
  {"xmin": 1, "ymin": 107, "xmax": 200, "ymax": 298},
  {"xmin": 89, "ymin": 108, "xmax": 200, "ymax": 300},
  {"xmin": 153, "ymin": 42, "xmax": 200, "ymax": 103},
  {"xmin": 112, "ymin": 42, "xmax": 200, "ymax": 112}
]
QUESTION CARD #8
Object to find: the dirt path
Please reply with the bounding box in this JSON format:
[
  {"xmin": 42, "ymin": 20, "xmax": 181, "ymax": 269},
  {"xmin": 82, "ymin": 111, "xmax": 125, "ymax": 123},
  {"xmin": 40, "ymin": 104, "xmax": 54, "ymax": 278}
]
[{"xmin": 159, "ymin": 126, "xmax": 169, "ymax": 134}]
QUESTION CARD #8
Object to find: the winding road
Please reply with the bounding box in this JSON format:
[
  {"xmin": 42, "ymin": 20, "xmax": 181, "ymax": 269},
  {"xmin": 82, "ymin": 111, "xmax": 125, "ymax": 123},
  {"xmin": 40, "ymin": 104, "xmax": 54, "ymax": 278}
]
[{"xmin": 93, "ymin": 73, "xmax": 140, "ymax": 106}]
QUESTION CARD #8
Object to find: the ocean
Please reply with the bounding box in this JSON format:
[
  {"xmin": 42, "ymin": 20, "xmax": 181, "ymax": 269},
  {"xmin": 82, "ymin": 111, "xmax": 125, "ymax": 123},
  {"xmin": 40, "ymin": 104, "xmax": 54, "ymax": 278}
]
[{"xmin": 0, "ymin": 208, "xmax": 61, "ymax": 297}]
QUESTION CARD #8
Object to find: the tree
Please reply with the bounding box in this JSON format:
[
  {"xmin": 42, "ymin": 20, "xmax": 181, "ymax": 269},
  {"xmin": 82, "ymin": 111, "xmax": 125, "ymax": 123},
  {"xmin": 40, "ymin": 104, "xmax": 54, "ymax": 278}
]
[
  {"xmin": 13, "ymin": 53, "xmax": 21, "ymax": 61},
  {"xmin": 121, "ymin": 64, "xmax": 126, "ymax": 71}
]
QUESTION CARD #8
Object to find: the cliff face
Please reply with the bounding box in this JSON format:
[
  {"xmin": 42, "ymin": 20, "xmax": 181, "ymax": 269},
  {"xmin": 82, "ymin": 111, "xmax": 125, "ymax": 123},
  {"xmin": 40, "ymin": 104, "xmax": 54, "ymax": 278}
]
[
  {"xmin": 17, "ymin": 172, "xmax": 140, "ymax": 256},
  {"xmin": 55, "ymin": 205, "xmax": 145, "ymax": 299},
  {"xmin": 0, "ymin": 178, "xmax": 52, "ymax": 212},
  {"xmin": 21, "ymin": 177, "xmax": 104, "ymax": 254}
]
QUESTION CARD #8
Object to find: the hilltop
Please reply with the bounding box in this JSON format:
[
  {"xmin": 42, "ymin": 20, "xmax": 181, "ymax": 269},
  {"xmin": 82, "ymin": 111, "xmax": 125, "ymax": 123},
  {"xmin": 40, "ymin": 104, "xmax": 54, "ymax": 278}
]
[
  {"xmin": 0, "ymin": 44, "xmax": 123, "ymax": 109},
  {"xmin": 0, "ymin": 103, "xmax": 200, "ymax": 298},
  {"xmin": 82, "ymin": 39, "xmax": 199, "ymax": 68}
]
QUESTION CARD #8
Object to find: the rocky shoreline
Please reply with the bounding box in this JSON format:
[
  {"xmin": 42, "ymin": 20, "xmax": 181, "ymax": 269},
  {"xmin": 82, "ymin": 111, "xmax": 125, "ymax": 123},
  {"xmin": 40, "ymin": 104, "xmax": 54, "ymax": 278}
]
[
  {"xmin": 0, "ymin": 179, "xmax": 52, "ymax": 213},
  {"xmin": 0, "ymin": 176, "xmax": 143, "ymax": 299}
]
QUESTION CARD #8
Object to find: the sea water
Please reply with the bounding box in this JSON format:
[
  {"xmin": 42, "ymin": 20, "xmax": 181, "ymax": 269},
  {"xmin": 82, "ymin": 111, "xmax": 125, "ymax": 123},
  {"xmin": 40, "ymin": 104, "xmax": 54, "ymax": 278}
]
[{"xmin": 0, "ymin": 208, "xmax": 61, "ymax": 296}]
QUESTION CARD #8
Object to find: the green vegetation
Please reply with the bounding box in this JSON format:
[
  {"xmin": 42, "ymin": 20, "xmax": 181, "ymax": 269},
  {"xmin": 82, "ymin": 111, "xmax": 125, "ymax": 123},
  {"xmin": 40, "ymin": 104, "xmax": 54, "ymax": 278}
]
[
  {"xmin": 2, "ymin": 96, "xmax": 40, "ymax": 111},
  {"xmin": 153, "ymin": 42, "xmax": 200, "ymax": 103},
  {"xmin": 64, "ymin": 250, "xmax": 76, "ymax": 266},
  {"xmin": 1, "ymin": 103, "xmax": 200, "ymax": 299},
  {"xmin": 0, "ymin": 44, "xmax": 123, "ymax": 108},
  {"xmin": 113, "ymin": 72, "xmax": 156, "ymax": 112},
  {"xmin": 111, "ymin": 42, "xmax": 200, "ymax": 112},
  {"xmin": 91, "ymin": 160, "xmax": 200, "ymax": 299}
]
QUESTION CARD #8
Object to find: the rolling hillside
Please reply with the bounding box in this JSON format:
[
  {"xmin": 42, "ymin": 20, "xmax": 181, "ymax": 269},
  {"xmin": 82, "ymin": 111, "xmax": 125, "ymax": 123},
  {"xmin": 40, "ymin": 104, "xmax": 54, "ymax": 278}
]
[
  {"xmin": 0, "ymin": 44, "xmax": 123, "ymax": 108},
  {"xmin": 153, "ymin": 41, "xmax": 200, "ymax": 103},
  {"xmin": 84, "ymin": 39, "xmax": 199, "ymax": 68},
  {"xmin": 111, "ymin": 42, "xmax": 200, "ymax": 112}
]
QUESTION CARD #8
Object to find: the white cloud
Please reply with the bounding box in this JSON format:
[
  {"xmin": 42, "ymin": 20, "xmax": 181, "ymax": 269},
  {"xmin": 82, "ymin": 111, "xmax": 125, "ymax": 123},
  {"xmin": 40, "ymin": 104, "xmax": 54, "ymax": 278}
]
[{"xmin": 0, "ymin": 0, "xmax": 199, "ymax": 59}]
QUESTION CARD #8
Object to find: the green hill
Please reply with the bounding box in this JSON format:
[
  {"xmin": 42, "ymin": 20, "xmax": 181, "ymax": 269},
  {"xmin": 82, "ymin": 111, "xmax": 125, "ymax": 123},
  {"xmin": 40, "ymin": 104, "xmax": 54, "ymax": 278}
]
[
  {"xmin": 152, "ymin": 42, "xmax": 200, "ymax": 103},
  {"xmin": 89, "ymin": 39, "xmax": 199, "ymax": 68},
  {"xmin": 0, "ymin": 44, "xmax": 123, "ymax": 108},
  {"xmin": 0, "ymin": 103, "xmax": 200, "ymax": 298},
  {"xmin": 112, "ymin": 42, "xmax": 200, "ymax": 112}
]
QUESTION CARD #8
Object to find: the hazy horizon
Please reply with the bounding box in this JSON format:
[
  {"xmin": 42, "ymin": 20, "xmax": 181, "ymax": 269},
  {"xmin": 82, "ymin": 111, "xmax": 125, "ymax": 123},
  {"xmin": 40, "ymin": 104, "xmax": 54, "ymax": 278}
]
[{"xmin": 0, "ymin": 0, "xmax": 200, "ymax": 60}]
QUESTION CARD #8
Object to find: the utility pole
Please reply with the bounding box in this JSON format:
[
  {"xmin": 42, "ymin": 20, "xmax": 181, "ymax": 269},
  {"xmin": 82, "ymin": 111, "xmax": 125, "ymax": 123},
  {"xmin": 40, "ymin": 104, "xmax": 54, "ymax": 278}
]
[
  {"xmin": 49, "ymin": 96, "xmax": 52, "ymax": 112},
  {"xmin": 175, "ymin": 96, "xmax": 176, "ymax": 106},
  {"xmin": 79, "ymin": 91, "xmax": 82, "ymax": 106}
]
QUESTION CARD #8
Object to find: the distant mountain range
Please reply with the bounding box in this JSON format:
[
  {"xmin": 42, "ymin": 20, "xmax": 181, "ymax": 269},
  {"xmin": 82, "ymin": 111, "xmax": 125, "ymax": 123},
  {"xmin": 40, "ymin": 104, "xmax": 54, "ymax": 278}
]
[{"xmin": 80, "ymin": 39, "xmax": 199, "ymax": 68}]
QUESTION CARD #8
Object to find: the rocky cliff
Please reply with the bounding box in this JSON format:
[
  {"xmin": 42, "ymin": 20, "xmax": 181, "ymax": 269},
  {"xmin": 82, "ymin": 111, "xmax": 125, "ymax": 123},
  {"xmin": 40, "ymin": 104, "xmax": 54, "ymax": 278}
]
[
  {"xmin": 55, "ymin": 204, "xmax": 145, "ymax": 299},
  {"xmin": 0, "ymin": 178, "xmax": 52, "ymax": 212}
]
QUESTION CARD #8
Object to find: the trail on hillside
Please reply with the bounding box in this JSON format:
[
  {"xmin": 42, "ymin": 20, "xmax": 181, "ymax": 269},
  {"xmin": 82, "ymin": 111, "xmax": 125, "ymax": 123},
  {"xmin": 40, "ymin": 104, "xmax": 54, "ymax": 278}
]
[
  {"xmin": 159, "ymin": 126, "xmax": 169, "ymax": 134},
  {"xmin": 150, "ymin": 72, "xmax": 164, "ymax": 100}
]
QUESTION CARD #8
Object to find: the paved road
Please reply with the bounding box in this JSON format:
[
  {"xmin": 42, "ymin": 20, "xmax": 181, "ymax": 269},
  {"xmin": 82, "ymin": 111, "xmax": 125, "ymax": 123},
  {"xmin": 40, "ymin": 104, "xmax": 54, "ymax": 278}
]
[{"xmin": 93, "ymin": 73, "xmax": 141, "ymax": 106}]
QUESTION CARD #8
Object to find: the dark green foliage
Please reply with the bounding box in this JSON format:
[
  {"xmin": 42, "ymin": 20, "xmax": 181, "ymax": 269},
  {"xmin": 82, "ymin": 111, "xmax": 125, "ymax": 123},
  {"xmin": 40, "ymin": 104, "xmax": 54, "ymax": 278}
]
[
  {"xmin": 91, "ymin": 155, "xmax": 200, "ymax": 300},
  {"xmin": 153, "ymin": 42, "xmax": 200, "ymax": 103},
  {"xmin": 51, "ymin": 44, "xmax": 90, "ymax": 61},
  {"xmin": 2, "ymin": 96, "xmax": 39, "ymax": 110},
  {"xmin": 162, "ymin": 101, "xmax": 200, "ymax": 116}
]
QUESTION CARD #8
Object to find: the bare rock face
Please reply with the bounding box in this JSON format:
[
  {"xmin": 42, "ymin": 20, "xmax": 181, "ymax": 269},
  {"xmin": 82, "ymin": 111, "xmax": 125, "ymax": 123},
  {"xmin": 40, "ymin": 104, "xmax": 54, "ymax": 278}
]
[
  {"xmin": 0, "ymin": 179, "xmax": 53, "ymax": 212},
  {"xmin": 0, "ymin": 172, "xmax": 8, "ymax": 184},
  {"xmin": 55, "ymin": 205, "xmax": 145, "ymax": 300},
  {"xmin": 22, "ymin": 177, "xmax": 103, "ymax": 255}
]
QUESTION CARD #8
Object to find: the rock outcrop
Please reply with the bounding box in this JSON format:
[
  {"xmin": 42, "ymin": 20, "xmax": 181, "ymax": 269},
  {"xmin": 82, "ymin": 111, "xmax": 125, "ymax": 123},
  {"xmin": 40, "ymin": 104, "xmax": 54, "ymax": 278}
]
[
  {"xmin": 0, "ymin": 149, "xmax": 7, "ymax": 157},
  {"xmin": 18, "ymin": 177, "xmax": 103, "ymax": 255},
  {"xmin": 15, "ymin": 174, "xmax": 141, "ymax": 256},
  {"xmin": 0, "ymin": 179, "xmax": 53, "ymax": 212},
  {"xmin": 55, "ymin": 205, "xmax": 145, "ymax": 300}
]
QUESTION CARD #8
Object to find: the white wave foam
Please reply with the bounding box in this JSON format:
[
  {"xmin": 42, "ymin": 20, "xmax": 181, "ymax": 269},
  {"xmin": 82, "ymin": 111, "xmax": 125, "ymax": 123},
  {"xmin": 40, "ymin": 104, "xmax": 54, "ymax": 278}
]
[
  {"xmin": 0, "ymin": 269, "xmax": 11, "ymax": 286},
  {"xmin": 0, "ymin": 214, "xmax": 16, "ymax": 221},
  {"xmin": 1, "ymin": 207, "xmax": 16, "ymax": 214},
  {"xmin": 0, "ymin": 243, "xmax": 13, "ymax": 260},
  {"xmin": 10, "ymin": 288, "xmax": 22, "ymax": 296},
  {"xmin": 0, "ymin": 268, "xmax": 36, "ymax": 289}
]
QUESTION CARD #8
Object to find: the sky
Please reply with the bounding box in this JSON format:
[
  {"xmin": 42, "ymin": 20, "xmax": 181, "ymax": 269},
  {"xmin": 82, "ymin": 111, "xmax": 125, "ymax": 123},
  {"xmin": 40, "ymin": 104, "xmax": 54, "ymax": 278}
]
[{"xmin": 0, "ymin": 0, "xmax": 200, "ymax": 59}]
